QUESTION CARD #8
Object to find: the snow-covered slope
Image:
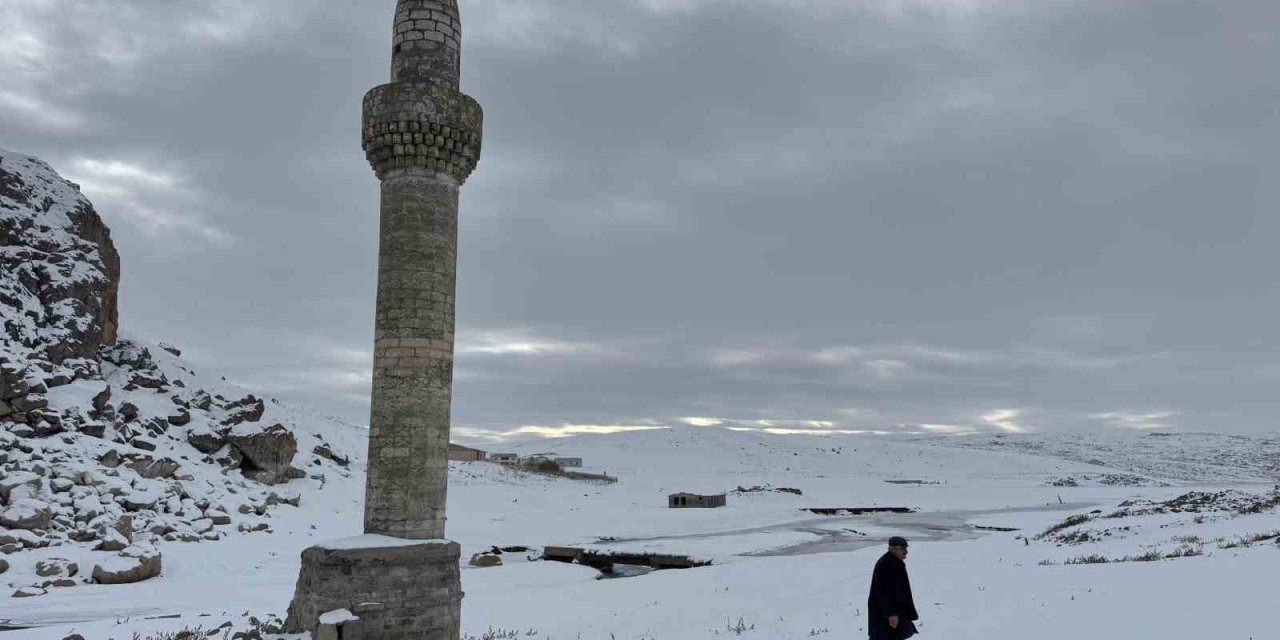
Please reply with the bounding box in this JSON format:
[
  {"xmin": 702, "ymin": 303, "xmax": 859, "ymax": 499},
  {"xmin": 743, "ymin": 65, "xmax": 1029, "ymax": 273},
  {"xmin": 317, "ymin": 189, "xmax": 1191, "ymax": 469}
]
[
  {"xmin": 921, "ymin": 430, "xmax": 1280, "ymax": 483},
  {"xmin": 0, "ymin": 149, "xmax": 366, "ymax": 607}
]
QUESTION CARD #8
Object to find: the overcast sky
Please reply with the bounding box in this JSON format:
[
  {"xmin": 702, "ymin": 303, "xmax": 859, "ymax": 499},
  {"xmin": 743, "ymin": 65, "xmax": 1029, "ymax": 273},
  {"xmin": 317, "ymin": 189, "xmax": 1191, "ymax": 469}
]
[{"xmin": 3, "ymin": 0, "xmax": 1277, "ymax": 440}]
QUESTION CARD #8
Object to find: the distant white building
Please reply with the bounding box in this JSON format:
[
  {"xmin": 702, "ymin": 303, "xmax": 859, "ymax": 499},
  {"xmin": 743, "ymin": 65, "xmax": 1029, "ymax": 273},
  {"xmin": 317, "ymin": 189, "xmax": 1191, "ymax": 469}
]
[{"xmin": 488, "ymin": 453, "xmax": 520, "ymax": 464}]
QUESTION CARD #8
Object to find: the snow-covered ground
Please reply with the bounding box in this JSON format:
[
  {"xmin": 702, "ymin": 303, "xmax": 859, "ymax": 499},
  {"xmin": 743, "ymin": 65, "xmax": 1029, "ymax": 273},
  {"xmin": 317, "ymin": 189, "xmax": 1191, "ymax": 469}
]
[{"xmin": 3, "ymin": 418, "xmax": 1278, "ymax": 639}]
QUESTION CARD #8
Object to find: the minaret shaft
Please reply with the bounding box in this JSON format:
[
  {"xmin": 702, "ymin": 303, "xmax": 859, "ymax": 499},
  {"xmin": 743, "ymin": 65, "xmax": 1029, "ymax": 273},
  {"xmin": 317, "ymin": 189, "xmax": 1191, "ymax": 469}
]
[
  {"xmin": 285, "ymin": 1, "xmax": 480, "ymax": 637},
  {"xmin": 360, "ymin": 0, "xmax": 481, "ymax": 540}
]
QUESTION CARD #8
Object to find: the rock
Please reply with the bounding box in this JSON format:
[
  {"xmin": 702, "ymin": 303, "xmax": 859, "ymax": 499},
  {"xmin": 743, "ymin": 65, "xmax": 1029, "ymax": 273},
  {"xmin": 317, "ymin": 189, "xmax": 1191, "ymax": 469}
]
[
  {"xmin": 49, "ymin": 578, "xmax": 76, "ymax": 587},
  {"xmin": 266, "ymin": 490, "xmax": 301, "ymax": 507},
  {"xmin": 0, "ymin": 558, "xmax": 7, "ymax": 574},
  {"xmin": 158, "ymin": 342, "xmax": 182, "ymax": 357},
  {"xmin": 9, "ymin": 424, "xmax": 35, "ymax": 438},
  {"xmin": 207, "ymin": 510, "xmax": 232, "ymax": 526},
  {"xmin": 123, "ymin": 487, "xmax": 161, "ymax": 511},
  {"xmin": 227, "ymin": 423, "xmax": 297, "ymax": 485},
  {"xmin": 131, "ymin": 371, "xmax": 167, "ymax": 389},
  {"xmin": 1, "ymin": 543, "xmax": 21, "ymax": 554},
  {"xmin": 62, "ymin": 634, "xmax": 85, "ymax": 640},
  {"xmin": 130, "ymin": 437, "xmax": 157, "ymax": 452},
  {"xmin": 187, "ymin": 427, "xmax": 225, "ymax": 454},
  {"xmin": 221, "ymin": 396, "xmax": 266, "ymax": 427},
  {"xmin": 94, "ymin": 528, "xmax": 130, "ymax": 551},
  {"xmin": 469, "ymin": 553, "xmax": 502, "ymax": 568},
  {"xmin": 35, "ymin": 558, "xmax": 77, "ymax": 577},
  {"xmin": 119, "ymin": 402, "xmax": 139, "ymax": 421},
  {"xmin": 10, "ymin": 394, "xmax": 48, "ymax": 413},
  {"xmin": 50, "ymin": 477, "xmax": 74, "ymax": 492},
  {"xmin": 167, "ymin": 409, "xmax": 191, "ymax": 426},
  {"xmin": 32, "ymin": 419, "xmax": 63, "ymax": 437},
  {"xmin": 78, "ymin": 421, "xmax": 107, "ymax": 438},
  {"xmin": 0, "ymin": 399, "xmax": 10, "ymax": 417},
  {"xmin": 91, "ymin": 386, "xmax": 112, "ymax": 412},
  {"xmin": 127, "ymin": 456, "xmax": 180, "ymax": 480},
  {"xmin": 312, "ymin": 444, "xmax": 350, "ymax": 467},
  {"xmin": 0, "ymin": 368, "xmax": 30, "ymax": 400},
  {"xmin": 12, "ymin": 586, "xmax": 46, "ymax": 598},
  {"xmin": 0, "ymin": 528, "xmax": 43, "ymax": 547},
  {"xmin": 1, "ymin": 498, "xmax": 52, "ymax": 530},
  {"xmin": 99, "ymin": 449, "xmax": 122, "ymax": 468},
  {"xmin": 91, "ymin": 547, "xmax": 162, "ymax": 584},
  {"xmin": 0, "ymin": 471, "xmax": 41, "ymax": 501},
  {"xmin": 0, "ymin": 152, "xmax": 120, "ymax": 364},
  {"xmin": 45, "ymin": 372, "xmax": 72, "ymax": 388},
  {"xmin": 191, "ymin": 518, "xmax": 214, "ymax": 534},
  {"xmin": 113, "ymin": 514, "xmax": 135, "ymax": 542},
  {"xmin": 102, "ymin": 342, "xmax": 152, "ymax": 371}
]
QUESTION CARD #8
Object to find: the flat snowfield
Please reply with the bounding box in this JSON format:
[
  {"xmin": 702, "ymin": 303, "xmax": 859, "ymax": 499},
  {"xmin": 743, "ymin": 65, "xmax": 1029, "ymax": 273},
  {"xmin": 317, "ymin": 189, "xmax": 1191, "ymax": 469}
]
[{"xmin": 3, "ymin": 426, "xmax": 1278, "ymax": 639}]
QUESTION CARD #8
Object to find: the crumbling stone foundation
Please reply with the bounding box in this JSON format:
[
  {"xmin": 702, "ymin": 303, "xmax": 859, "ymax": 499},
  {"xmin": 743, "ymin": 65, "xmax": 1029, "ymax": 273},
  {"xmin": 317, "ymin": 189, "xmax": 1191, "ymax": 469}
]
[{"xmin": 284, "ymin": 538, "xmax": 461, "ymax": 640}]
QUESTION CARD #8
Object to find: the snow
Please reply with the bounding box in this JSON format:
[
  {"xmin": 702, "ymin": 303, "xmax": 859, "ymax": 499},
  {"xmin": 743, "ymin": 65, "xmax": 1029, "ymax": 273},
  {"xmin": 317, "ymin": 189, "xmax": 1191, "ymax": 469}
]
[
  {"xmin": 317, "ymin": 608, "xmax": 357, "ymax": 625},
  {"xmin": 317, "ymin": 534, "xmax": 450, "ymax": 550},
  {"xmin": 2, "ymin": 422, "xmax": 1277, "ymax": 639}
]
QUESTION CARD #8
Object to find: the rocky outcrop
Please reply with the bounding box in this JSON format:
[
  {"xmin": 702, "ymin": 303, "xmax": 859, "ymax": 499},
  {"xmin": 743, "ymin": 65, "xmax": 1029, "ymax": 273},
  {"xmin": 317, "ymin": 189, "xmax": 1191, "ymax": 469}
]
[{"xmin": 0, "ymin": 148, "xmax": 120, "ymax": 364}]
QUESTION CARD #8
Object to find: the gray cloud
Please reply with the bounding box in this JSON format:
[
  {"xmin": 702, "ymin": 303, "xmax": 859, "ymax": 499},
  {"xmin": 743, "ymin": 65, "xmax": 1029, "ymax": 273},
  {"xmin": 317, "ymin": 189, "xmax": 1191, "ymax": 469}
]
[{"xmin": 3, "ymin": 0, "xmax": 1277, "ymax": 438}]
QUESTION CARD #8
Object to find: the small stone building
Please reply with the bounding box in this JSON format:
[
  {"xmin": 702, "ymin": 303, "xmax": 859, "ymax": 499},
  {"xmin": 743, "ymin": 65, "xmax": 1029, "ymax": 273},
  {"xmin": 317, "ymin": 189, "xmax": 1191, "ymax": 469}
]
[
  {"xmin": 488, "ymin": 453, "xmax": 520, "ymax": 465},
  {"xmin": 447, "ymin": 443, "xmax": 486, "ymax": 462},
  {"xmin": 668, "ymin": 492, "xmax": 727, "ymax": 509},
  {"xmin": 554, "ymin": 457, "xmax": 583, "ymax": 468}
]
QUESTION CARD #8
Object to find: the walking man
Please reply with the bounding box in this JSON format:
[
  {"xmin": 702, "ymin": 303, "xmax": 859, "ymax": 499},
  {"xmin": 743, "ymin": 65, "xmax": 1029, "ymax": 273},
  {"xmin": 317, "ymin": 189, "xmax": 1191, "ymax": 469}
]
[{"xmin": 867, "ymin": 536, "xmax": 919, "ymax": 639}]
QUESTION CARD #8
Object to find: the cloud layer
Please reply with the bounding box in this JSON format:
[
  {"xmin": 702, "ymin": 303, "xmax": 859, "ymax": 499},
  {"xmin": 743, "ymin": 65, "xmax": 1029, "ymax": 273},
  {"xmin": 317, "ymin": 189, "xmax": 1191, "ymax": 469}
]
[{"xmin": 3, "ymin": 0, "xmax": 1278, "ymax": 437}]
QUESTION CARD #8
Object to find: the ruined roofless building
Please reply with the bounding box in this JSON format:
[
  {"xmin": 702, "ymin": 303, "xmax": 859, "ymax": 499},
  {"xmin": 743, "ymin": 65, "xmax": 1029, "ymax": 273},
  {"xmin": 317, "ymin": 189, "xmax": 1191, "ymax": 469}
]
[{"xmin": 285, "ymin": 1, "xmax": 482, "ymax": 638}]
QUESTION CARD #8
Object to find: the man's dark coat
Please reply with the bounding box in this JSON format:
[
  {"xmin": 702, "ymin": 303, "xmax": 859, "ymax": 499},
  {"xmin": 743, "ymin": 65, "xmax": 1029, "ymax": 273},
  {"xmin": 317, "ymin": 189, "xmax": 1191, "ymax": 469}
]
[{"xmin": 867, "ymin": 551, "xmax": 919, "ymax": 640}]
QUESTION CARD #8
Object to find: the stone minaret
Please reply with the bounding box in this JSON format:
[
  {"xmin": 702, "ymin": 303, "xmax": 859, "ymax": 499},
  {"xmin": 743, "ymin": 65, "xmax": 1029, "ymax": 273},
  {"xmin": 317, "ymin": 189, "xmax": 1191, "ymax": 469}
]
[{"xmin": 285, "ymin": 2, "xmax": 481, "ymax": 638}]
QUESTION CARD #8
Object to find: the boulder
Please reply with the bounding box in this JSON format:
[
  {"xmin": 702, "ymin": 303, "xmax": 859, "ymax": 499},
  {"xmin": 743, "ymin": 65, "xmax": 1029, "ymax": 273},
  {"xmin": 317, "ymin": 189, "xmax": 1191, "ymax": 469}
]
[
  {"xmin": 0, "ymin": 471, "xmax": 41, "ymax": 501},
  {"xmin": 127, "ymin": 456, "xmax": 180, "ymax": 480},
  {"xmin": 10, "ymin": 394, "xmax": 48, "ymax": 413},
  {"xmin": 1, "ymin": 499, "xmax": 51, "ymax": 530},
  {"xmin": 12, "ymin": 586, "xmax": 46, "ymax": 598},
  {"xmin": 99, "ymin": 449, "xmax": 122, "ymax": 468},
  {"xmin": 167, "ymin": 410, "xmax": 191, "ymax": 426},
  {"xmin": 221, "ymin": 397, "xmax": 265, "ymax": 427},
  {"xmin": 469, "ymin": 553, "xmax": 502, "ymax": 568},
  {"xmin": 187, "ymin": 427, "xmax": 225, "ymax": 454},
  {"xmin": 0, "ymin": 399, "xmax": 10, "ymax": 417},
  {"xmin": 91, "ymin": 386, "xmax": 112, "ymax": 413},
  {"xmin": 35, "ymin": 558, "xmax": 78, "ymax": 578},
  {"xmin": 123, "ymin": 487, "xmax": 161, "ymax": 511},
  {"xmin": 130, "ymin": 371, "xmax": 167, "ymax": 389},
  {"xmin": 78, "ymin": 421, "xmax": 107, "ymax": 438},
  {"xmin": 94, "ymin": 528, "xmax": 130, "ymax": 552},
  {"xmin": 119, "ymin": 402, "xmax": 139, "ymax": 421},
  {"xmin": 91, "ymin": 546, "xmax": 162, "ymax": 584},
  {"xmin": 130, "ymin": 437, "xmax": 157, "ymax": 452},
  {"xmin": 158, "ymin": 342, "xmax": 182, "ymax": 357},
  {"xmin": 0, "ymin": 367, "xmax": 30, "ymax": 400},
  {"xmin": 227, "ymin": 424, "xmax": 297, "ymax": 485}
]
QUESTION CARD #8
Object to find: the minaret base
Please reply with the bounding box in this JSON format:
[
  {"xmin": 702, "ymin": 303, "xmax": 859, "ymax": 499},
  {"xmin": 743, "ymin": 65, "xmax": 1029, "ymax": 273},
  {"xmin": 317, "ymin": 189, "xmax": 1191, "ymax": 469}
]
[{"xmin": 284, "ymin": 537, "xmax": 461, "ymax": 640}]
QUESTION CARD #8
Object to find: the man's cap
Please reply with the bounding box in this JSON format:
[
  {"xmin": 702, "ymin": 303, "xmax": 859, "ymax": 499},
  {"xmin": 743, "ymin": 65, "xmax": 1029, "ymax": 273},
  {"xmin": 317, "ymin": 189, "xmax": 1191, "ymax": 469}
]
[{"xmin": 888, "ymin": 536, "xmax": 909, "ymax": 548}]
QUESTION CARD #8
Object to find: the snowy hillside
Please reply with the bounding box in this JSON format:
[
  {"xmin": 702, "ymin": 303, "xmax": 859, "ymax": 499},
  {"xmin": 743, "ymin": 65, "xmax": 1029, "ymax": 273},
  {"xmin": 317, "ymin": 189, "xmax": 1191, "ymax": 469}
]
[
  {"xmin": 0, "ymin": 149, "xmax": 366, "ymax": 615},
  {"xmin": 921, "ymin": 431, "xmax": 1280, "ymax": 483}
]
